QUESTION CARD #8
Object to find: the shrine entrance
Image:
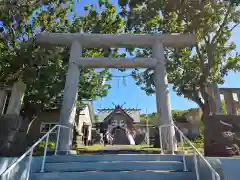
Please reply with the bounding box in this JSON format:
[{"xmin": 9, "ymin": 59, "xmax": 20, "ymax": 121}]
[
  {"xmin": 112, "ymin": 126, "xmax": 129, "ymax": 145},
  {"xmin": 36, "ymin": 32, "xmax": 196, "ymax": 153}
]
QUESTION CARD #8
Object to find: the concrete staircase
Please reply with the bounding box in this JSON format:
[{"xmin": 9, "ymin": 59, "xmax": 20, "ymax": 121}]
[{"xmin": 31, "ymin": 154, "xmax": 196, "ymax": 180}]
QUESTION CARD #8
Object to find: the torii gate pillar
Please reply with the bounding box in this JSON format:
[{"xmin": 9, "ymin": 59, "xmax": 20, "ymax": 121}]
[
  {"xmin": 153, "ymin": 42, "xmax": 177, "ymax": 152},
  {"xmin": 58, "ymin": 41, "xmax": 82, "ymax": 152}
]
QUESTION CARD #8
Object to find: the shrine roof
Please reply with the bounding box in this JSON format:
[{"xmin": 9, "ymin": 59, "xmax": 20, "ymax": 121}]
[
  {"xmin": 97, "ymin": 108, "xmax": 141, "ymax": 112},
  {"xmin": 97, "ymin": 106, "xmax": 141, "ymax": 123}
]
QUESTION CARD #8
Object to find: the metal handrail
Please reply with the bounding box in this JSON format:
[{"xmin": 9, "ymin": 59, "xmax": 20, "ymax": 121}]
[
  {"xmin": 159, "ymin": 123, "xmax": 220, "ymax": 180},
  {"xmin": 0, "ymin": 125, "xmax": 72, "ymax": 180}
]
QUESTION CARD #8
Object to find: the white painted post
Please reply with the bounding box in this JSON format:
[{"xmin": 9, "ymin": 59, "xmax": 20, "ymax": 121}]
[
  {"xmin": 224, "ymin": 90, "xmax": 236, "ymax": 115},
  {"xmin": 58, "ymin": 41, "xmax": 82, "ymax": 153},
  {"xmin": 6, "ymin": 82, "xmax": 26, "ymax": 115},
  {"xmin": 0, "ymin": 90, "xmax": 7, "ymax": 114},
  {"xmin": 159, "ymin": 127, "xmax": 163, "ymax": 154},
  {"xmin": 87, "ymin": 125, "xmax": 92, "ymax": 145},
  {"xmin": 153, "ymin": 41, "xmax": 177, "ymax": 152},
  {"xmin": 146, "ymin": 114, "xmax": 150, "ymax": 145},
  {"xmin": 78, "ymin": 120, "xmax": 84, "ymax": 135}
]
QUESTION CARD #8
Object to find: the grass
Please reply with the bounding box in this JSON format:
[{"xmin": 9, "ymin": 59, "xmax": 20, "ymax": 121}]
[
  {"xmin": 72, "ymin": 144, "xmax": 204, "ymax": 155},
  {"xmin": 34, "ymin": 139, "xmax": 204, "ymax": 155},
  {"xmin": 72, "ymin": 144, "xmax": 104, "ymax": 151}
]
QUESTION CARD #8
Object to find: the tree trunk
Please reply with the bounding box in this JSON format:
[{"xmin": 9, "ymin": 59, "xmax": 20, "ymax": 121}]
[{"xmin": 202, "ymin": 93, "xmax": 212, "ymax": 156}]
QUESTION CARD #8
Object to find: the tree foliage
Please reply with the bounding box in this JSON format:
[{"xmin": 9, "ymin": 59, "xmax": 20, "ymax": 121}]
[
  {"xmin": 118, "ymin": 0, "xmax": 240, "ymax": 114},
  {"xmin": 1, "ymin": 0, "xmax": 239, "ymax": 119},
  {"xmin": 0, "ymin": 0, "xmax": 124, "ymax": 116},
  {"xmin": 140, "ymin": 109, "xmax": 190, "ymax": 124},
  {"xmin": 230, "ymin": 0, "xmax": 240, "ymax": 5}
]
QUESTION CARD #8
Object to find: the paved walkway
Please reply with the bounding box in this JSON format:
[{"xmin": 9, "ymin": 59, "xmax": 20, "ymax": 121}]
[{"xmin": 101, "ymin": 145, "xmax": 136, "ymax": 151}]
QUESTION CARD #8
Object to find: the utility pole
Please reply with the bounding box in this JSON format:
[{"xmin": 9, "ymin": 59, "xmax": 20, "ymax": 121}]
[{"xmin": 146, "ymin": 108, "xmax": 150, "ymax": 146}]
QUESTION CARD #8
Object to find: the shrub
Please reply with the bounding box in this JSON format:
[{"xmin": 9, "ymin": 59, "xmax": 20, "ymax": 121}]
[{"xmin": 34, "ymin": 141, "xmax": 56, "ymax": 156}]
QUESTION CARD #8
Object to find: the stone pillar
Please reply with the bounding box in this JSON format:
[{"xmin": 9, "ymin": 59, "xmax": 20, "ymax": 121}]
[
  {"xmin": 237, "ymin": 93, "xmax": 240, "ymax": 115},
  {"xmin": 213, "ymin": 84, "xmax": 222, "ymax": 114},
  {"xmin": 152, "ymin": 41, "xmax": 177, "ymax": 152},
  {"xmin": 207, "ymin": 84, "xmax": 223, "ymax": 114},
  {"xmin": 0, "ymin": 90, "xmax": 7, "ymax": 114},
  {"xmin": 224, "ymin": 90, "xmax": 236, "ymax": 115},
  {"xmin": 237, "ymin": 93, "xmax": 240, "ymax": 104},
  {"xmin": 6, "ymin": 82, "xmax": 26, "ymax": 115},
  {"xmin": 58, "ymin": 41, "xmax": 81, "ymax": 153}
]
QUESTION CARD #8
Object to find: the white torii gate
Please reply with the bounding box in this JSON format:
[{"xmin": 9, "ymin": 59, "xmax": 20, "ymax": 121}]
[{"xmin": 36, "ymin": 33, "xmax": 197, "ymax": 153}]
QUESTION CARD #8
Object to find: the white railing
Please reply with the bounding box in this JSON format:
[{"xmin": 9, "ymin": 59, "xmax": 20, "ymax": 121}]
[
  {"xmin": 0, "ymin": 125, "xmax": 72, "ymax": 180},
  {"xmin": 159, "ymin": 123, "xmax": 220, "ymax": 180}
]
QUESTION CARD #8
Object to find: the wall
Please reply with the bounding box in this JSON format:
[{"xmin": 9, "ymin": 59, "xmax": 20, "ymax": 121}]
[
  {"xmin": 134, "ymin": 124, "xmax": 155, "ymax": 137},
  {"xmin": 26, "ymin": 110, "xmax": 60, "ymax": 146},
  {"xmin": 134, "ymin": 124, "xmax": 156, "ymax": 145},
  {"xmin": 78, "ymin": 106, "xmax": 92, "ymax": 126},
  {"xmin": 198, "ymin": 157, "xmax": 225, "ymax": 180},
  {"xmin": 186, "ymin": 155, "xmax": 240, "ymax": 180},
  {"xmin": 27, "ymin": 108, "xmax": 91, "ymax": 146},
  {"xmin": 204, "ymin": 115, "xmax": 240, "ymax": 157},
  {"xmin": 0, "ymin": 157, "xmax": 42, "ymax": 180},
  {"xmin": 185, "ymin": 156, "xmax": 225, "ymax": 180},
  {"xmin": 175, "ymin": 122, "xmax": 200, "ymax": 140},
  {"xmin": 103, "ymin": 113, "xmax": 134, "ymax": 131},
  {"xmin": 220, "ymin": 157, "xmax": 240, "ymax": 180}
]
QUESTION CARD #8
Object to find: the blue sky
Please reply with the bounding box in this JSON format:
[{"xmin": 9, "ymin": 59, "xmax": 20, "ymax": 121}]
[{"xmin": 76, "ymin": 0, "xmax": 240, "ymax": 113}]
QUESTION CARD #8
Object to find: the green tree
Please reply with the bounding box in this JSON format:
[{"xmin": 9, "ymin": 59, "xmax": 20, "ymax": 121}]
[
  {"xmin": 172, "ymin": 109, "xmax": 189, "ymax": 121},
  {"xmin": 230, "ymin": 0, "xmax": 240, "ymax": 5},
  {"xmin": 140, "ymin": 112, "xmax": 160, "ymax": 124},
  {"xmin": 140, "ymin": 109, "xmax": 189, "ymax": 124},
  {"xmin": 119, "ymin": 0, "xmax": 240, "ymax": 116},
  {"xmin": 0, "ymin": 0, "xmax": 124, "ymax": 120}
]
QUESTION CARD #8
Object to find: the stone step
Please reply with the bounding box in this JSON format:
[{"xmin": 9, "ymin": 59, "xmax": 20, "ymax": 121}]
[
  {"xmin": 44, "ymin": 161, "xmax": 184, "ymax": 172},
  {"xmin": 32, "ymin": 171, "xmax": 195, "ymax": 180},
  {"xmin": 45, "ymin": 154, "xmax": 183, "ymax": 163}
]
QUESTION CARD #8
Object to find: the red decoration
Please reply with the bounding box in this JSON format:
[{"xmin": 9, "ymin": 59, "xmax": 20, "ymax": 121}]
[{"xmin": 115, "ymin": 105, "xmax": 123, "ymax": 113}]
